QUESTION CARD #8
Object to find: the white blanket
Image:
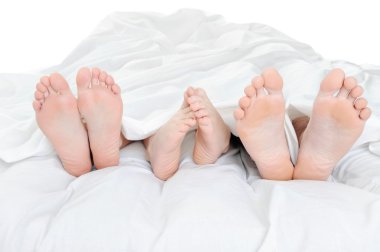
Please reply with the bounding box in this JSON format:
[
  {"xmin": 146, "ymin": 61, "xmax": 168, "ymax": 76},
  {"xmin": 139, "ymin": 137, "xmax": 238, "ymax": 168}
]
[
  {"xmin": 1, "ymin": 136, "xmax": 380, "ymax": 251},
  {"xmin": 1, "ymin": 9, "xmax": 380, "ymax": 252},
  {"xmin": 0, "ymin": 9, "xmax": 380, "ymax": 162}
]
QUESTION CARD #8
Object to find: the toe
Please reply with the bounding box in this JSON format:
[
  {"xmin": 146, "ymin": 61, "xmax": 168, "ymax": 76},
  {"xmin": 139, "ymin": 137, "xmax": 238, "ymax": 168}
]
[
  {"xmin": 91, "ymin": 68, "xmax": 100, "ymax": 86},
  {"xmin": 41, "ymin": 76, "xmax": 56, "ymax": 95},
  {"xmin": 184, "ymin": 87, "xmax": 194, "ymax": 105},
  {"xmin": 261, "ymin": 68, "xmax": 283, "ymax": 93},
  {"xmin": 348, "ymin": 85, "xmax": 363, "ymax": 101},
  {"xmin": 99, "ymin": 71, "xmax": 107, "ymax": 86},
  {"xmin": 92, "ymin": 68, "xmax": 100, "ymax": 78},
  {"xmin": 343, "ymin": 77, "xmax": 357, "ymax": 90},
  {"xmin": 34, "ymin": 90, "xmax": 44, "ymax": 100},
  {"xmin": 252, "ymin": 76, "xmax": 266, "ymax": 97},
  {"xmin": 40, "ymin": 76, "xmax": 50, "ymax": 87},
  {"xmin": 234, "ymin": 108, "xmax": 245, "ymax": 120},
  {"xmin": 252, "ymin": 76, "xmax": 264, "ymax": 89},
  {"xmin": 36, "ymin": 82, "xmax": 47, "ymax": 93},
  {"xmin": 50, "ymin": 73, "xmax": 70, "ymax": 94},
  {"xmin": 111, "ymin": 84, "xmax": 121, "ymax": 95},
  {"xmin": 244, "ymin": 84, "xmax": 256, "ymax": 97},
  {"xmin": 319, "ymin": 68, "xmax": 345, "ymax": 96},
  {"xmin": 354, "ymin": 98, "xmax": 368, "ymax": 110},
  {"xmin": 32, "ymin": 100, "xmax": 41, "ymax": 111},
  {"xmin": 337, "ymin": 77, "xmax": 357, "ymax": 98},
  {"xmin": 40, "ymin": 76, "xmax": 53, "ymax": 94},
  {"xmin": 106, "ymin": 75, "xmax": 114, "ymax": 86},
  {"xmin": 186, "ymin": 87, "xmax": 195, "ymax": 97},
  {"xmin": 359, "ymin": 107, "xmax": 371, "ymax": 120},
  {"xmin": 76, "ymin": 67, "xmax": 92, "ymax": 89},
  {"xmin": 239, "ymin": 96, "xmax": 250, "ymax": 109}
]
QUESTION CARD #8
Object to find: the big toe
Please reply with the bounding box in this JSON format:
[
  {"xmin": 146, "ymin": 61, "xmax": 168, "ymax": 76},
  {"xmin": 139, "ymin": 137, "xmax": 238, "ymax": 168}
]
[
  {"xmin": 261, "ymin": 68, "xmax": 283, "ymax": 93},
  {"xmin": 319, "ymin": 68, "xmax": 345, "ymax": 96},
  {"xmin": 76, "ymin": 67, "xmax": 92, "ymax": 90},
  {"xmin": 50, "ymin": 73, "xmax": 70, "ymax": 93}
]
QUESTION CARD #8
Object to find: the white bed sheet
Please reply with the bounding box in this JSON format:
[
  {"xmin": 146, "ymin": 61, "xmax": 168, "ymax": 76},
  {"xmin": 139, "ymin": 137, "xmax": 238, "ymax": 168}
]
[
  {"xmin": 1, "ymin": 134, "xmax": 380, "ymax": 251},
  {"xmin": 1, "ymin": 9, "xmax": 380, "ymax": 251}
]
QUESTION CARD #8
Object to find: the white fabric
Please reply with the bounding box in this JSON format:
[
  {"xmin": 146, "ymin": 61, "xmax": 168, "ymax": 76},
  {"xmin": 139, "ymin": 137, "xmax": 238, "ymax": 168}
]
[
  {"xmin": 1, "ymin": 137, "xmax": 380, "ymax": 251},
  {"xmin": 1, "ymin": 9, "xmax": 380, "ymax": 251},
  {"xmin": 0, "ymin": 9, "xmax": 380, "ymax": 162}
]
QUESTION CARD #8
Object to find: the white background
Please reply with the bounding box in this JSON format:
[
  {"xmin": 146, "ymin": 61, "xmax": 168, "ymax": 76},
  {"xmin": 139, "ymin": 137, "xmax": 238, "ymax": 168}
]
[{"xmin": 0, "ymin": 0, "xmax": 379, "ymax": 73}]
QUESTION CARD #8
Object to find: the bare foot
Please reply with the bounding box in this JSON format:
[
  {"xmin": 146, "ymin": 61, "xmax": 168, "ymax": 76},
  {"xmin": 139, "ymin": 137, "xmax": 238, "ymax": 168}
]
[
  {"xmin": 144, "ymin": 99, "xmax": 196, "ymax": 180},
  {"xmin": 33, "ymin": 73, "xmax": 91, "ymax": 176},
  {"xmin": 294, "ymin": 69, "xmax": 371, "ymax": 180},
  {"xmin": 185, "ymin": 87, "xmax": 230, "ymax": 164},
  {"xmin": 76, "ymin": 67, "xmax": 124, "ymax": 169},
  {"xmin": 234, "ymin": 68, "xmax": 293, "ymax": 180}
]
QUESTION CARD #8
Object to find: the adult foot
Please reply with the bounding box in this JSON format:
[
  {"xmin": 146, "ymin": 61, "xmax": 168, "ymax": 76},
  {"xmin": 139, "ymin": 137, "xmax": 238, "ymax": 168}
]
[
  {"xmin": 186, "ymin": 87, "xmax": 230, "ymax": 164},
  {"xmin": 33, "ymin": 73, "xmax": 91, "ymax": 176},
  {"xmin": 294, "ymin": 68, "xmax": 371, "ymax": 180},
  {"xmin": 76, "ymin": 67, "xmax": 124, "ymax": 169},
  {"xmin": 145, "ymin": 99, "xmax": 196, "ymax": 180},
  {"xmin": 234, "ymin": 68, "xmax": 293, "ymax": 180}
]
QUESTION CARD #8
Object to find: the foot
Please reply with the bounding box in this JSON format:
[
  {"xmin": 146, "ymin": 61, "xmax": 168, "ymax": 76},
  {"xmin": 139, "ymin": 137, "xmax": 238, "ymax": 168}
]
[
  {"xmin": 76, "ymin": 67, "xmax": 124, "ymax": 169},
  {"xmin": 294, "ymin": 68, "xmax": 371, "ymax": 180},
  {"xmin": 234, "ymin": 68, "xmax": 293, "ymax": 180},
  {"xmin": 186, "ymin": 87, "xmax": 230, "ymax": 164},
  {"xmin": 145, "ymin": 99, "xmax": 196, "ymax": 180},
  {"xmin": 33, "ymin": 73, "xmax": 91, "ymax": 176}
]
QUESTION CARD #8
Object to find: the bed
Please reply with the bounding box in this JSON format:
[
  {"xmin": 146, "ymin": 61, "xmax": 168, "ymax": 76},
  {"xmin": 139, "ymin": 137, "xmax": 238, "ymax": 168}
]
[{"xmin": 1, "ymin": 9, "xmax": 380, "ymax": 252}]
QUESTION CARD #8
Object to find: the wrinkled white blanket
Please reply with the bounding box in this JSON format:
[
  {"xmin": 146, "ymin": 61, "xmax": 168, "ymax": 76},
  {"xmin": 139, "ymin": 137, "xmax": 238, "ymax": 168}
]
[
  {"xmin": 0, "ymin": 9, "xmax": 380, "ymax": 162},
  {"xmin": 1, "ymin": 9, "xmax": 380, "ymax": 252}
]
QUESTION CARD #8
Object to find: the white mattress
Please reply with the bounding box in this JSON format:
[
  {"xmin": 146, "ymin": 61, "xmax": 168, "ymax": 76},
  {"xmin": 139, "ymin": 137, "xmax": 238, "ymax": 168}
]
[{"xmin": 1, "ymin": 9, "xmax": 380, "ymax": 251}]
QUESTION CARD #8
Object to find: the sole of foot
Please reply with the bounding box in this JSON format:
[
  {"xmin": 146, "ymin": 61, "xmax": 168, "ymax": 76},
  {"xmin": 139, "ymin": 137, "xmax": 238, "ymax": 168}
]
[
  {"xmin": 33, "ymin": 73, "xmax": 91, "ymax": 176},
  {"xmin": 185, "ymin": 87, "xmax": 230, "ymax": 164},
  {"xmin": 234, "ymin": 68, "xmax": 294, "ymax": 180},
  {"xmin": 294, "ymin": 68, "xmax": 371, "ymax": 180},
  {"xmin": 76, "ymin": 67, "xmax": 123, "ymax": 169},
  {"xmin": 144, "ymin": 98, "xmax": 196, "ymax": 180}
]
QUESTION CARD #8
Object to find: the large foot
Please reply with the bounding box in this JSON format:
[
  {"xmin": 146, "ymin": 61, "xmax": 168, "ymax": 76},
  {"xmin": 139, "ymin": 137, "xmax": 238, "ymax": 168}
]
[
  {"xmin": 33, "ymin": 73, "xmax": 91, "ymax": 176},
  {"xmin": 186, "ymin": 87, "xmax": 230, "ymax": 164},
  {"xmin": 294, "ymin": 69, "xmax": 371, "ymax": 180},
  {"xmin": 76, "ymin": 67, "xmax": 124, "ymax": 169},
  {"xmin": 234, "ymin": 68, "xmax": 293, "ymax": 180},
  {"xmin": 145, "ymin": 99, "xmax": 196, "ymax": 180}
]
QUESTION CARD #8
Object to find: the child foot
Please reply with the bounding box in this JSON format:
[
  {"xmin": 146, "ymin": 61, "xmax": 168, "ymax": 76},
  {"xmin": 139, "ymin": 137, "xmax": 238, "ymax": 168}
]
[
  {"xmin": 33, "ymin": 73, "xmax": 91, "ymax": 176},
  {"xmin": 234, "ymin": 68, "xmax": 293, "ymax": 180},
  {"xmin": 186, "ymin": 87, "xmax": 230, "ymax": 164},
  {"xmin": 145, "ymin": 100, "xmax": 196, "ymax": 180},
  {"xmin": 294, "ymin": 69, "xmax": 371, "ymax": 180},
  {"xmin": 76, "ymin": 67, "xmax": 123, "ymax": 169}
]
